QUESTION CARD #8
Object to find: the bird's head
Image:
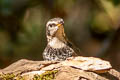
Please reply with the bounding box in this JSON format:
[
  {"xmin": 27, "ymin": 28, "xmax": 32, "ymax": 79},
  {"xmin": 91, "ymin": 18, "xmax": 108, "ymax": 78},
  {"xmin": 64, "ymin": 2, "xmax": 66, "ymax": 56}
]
[{"xmin": 46, "ymin": 18, "xmax": 65, "ymax": 42}]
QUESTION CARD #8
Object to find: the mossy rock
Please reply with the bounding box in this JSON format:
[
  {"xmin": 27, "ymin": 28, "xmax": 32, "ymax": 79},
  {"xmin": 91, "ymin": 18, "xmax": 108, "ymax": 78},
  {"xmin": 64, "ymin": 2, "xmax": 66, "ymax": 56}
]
[
  {"xmin": 33, "ymin": 70, "xmax": 58, "ymax": 80},
  {"xmin": 0, "ymin": 73, "xmax": 24, "ymax": 80},
  {"xmin": 0, "ymin": 70, "xmax": 58, "ymax": 80}
]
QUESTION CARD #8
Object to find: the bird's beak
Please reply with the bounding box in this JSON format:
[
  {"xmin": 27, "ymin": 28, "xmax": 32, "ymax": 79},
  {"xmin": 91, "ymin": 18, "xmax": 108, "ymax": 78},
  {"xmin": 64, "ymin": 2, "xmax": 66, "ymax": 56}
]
[{"xmin": 57, "ymin": 23, "xmax": 62, "ymax": 27}]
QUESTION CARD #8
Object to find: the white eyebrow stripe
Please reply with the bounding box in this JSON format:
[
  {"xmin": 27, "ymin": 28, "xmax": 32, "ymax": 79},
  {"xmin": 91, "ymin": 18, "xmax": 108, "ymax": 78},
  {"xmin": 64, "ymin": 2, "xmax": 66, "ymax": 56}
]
[{"xmin": 46, "ymin": 21, "xmax": 58, "ymax": 27}]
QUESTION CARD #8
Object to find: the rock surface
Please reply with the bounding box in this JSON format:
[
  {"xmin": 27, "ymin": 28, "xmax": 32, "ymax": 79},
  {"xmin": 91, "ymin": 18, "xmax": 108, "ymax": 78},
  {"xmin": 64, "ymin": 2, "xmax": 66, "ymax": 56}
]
[{"xmin": 0, "ymin": 56, "xmax": 120, "ymax": 80}]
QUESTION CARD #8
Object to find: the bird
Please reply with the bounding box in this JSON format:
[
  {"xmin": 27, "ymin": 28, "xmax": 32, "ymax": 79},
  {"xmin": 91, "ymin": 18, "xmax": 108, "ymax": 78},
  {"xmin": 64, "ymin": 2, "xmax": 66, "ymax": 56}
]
[{"xmin": 43, "ymin": 18, "xmax": 81, "ymax": 61}]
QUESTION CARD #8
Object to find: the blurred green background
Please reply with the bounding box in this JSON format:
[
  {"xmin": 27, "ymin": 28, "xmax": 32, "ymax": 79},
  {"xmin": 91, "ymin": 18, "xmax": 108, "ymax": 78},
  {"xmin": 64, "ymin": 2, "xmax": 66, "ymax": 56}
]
[{"xmin": 0, "ymin": 0, "xmax": 120, "ymax": 70}]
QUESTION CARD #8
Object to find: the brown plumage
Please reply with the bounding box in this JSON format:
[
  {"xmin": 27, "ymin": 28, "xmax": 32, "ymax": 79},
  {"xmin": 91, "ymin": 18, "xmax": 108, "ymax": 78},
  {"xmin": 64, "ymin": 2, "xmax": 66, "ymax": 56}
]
[{"xmin": 43, "ymin": 18, "xmax": 81, "ymax": 61}]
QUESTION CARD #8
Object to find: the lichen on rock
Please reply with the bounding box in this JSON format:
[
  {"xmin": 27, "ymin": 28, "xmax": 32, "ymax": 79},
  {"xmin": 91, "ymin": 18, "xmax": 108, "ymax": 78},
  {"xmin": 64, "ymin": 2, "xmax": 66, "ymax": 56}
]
[
  {"xmin": 0, "ymin": 73, "xmax": 24, "ymax": 80},
  {"xmin": 33, "ymin": 70, "xmax": 58, "ymax": 80}
]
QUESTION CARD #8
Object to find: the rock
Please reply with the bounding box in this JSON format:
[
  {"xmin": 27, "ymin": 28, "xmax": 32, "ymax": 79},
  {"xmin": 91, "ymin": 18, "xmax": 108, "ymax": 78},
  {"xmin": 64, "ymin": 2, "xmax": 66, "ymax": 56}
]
[{"xmin": 0, "ymin": 56, "xmax": 120, "ymax": 80}]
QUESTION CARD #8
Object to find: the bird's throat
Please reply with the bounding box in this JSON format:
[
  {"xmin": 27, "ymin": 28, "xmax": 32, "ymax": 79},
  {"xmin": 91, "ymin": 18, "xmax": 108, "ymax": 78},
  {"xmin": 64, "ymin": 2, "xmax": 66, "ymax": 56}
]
[{"xmin": 48, "ymin": 37, "xmax": 66, "ymax": 48}]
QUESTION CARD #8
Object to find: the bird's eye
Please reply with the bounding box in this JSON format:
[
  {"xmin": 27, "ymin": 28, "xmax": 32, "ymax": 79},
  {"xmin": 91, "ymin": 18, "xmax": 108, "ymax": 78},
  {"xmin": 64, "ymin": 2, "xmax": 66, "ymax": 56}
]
[{"xmin": 49, "ymin": 24, "xmax": 52, "ymax": 28}]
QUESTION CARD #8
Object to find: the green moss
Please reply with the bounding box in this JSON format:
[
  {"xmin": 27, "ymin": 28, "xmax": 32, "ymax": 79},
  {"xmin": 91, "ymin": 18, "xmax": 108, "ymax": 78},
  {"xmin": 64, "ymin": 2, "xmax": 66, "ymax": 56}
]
[
  {"xmin": 33, "ymin": 70, "xmax": 58, "ymax": 80},
  {"xmin": 0, "ymin": 73, "xmax": 15, "ymax": 80},
  {"xmin": 0, "ymin": 73, "xmax": 24, "ymax": 80},
  {"xmin": 0, "ymin": 70, "xmax": 58, "ymax": 80}
]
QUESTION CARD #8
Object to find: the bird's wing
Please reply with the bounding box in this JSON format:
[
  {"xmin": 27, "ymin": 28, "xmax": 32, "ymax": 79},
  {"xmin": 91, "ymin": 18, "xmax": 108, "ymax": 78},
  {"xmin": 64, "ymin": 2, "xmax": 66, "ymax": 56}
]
[{"xmin": 66, "ymin": 40, "xmax": 82, "ymax": 56}]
